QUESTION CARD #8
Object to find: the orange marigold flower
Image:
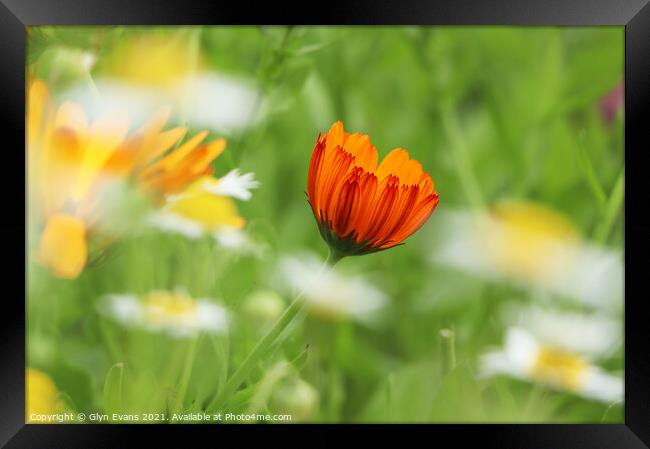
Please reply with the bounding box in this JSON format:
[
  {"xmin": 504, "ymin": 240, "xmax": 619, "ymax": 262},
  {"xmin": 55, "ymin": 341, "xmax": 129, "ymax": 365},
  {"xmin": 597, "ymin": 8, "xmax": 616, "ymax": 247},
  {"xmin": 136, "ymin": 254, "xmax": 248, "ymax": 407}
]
[{"xmin": 307, "ymin": 121, "xmax": 439, "ymax": 259}]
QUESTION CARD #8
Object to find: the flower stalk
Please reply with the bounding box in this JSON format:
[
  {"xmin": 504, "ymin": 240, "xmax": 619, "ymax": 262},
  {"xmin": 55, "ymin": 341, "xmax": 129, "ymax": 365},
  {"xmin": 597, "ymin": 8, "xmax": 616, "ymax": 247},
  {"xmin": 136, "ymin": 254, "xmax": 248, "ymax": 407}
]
[
  {"xmin": 439, "ymin": 328, "xmax": 456, "ymax": 377},
  {"xmin": 206, "ymin": 255, "xmax": 340, "ymax": 413}
]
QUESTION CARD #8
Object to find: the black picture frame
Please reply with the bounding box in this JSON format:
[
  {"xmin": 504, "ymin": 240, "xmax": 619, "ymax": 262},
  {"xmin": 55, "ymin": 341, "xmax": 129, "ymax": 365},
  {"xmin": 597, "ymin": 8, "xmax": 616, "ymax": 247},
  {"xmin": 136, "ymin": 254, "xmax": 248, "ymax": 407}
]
[{"xmin": 2, "ymin": 0, "xmax": 649, "ymax": 446}]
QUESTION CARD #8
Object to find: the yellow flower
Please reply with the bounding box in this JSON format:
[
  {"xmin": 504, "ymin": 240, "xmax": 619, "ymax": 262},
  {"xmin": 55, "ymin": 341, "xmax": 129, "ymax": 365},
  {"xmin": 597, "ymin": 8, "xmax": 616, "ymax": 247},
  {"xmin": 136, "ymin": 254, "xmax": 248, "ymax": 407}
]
[
  {"xmin": 149, "ymin": 175, "xmax": 248, "ymax": 243},
  {"xmin": 168, "ymin": 177, "xmax": 246, "ymax": 229},
  {"xmin": 28, "ymin": 80, "xmax": 226, "ymax": 278},
  {"xmin": 102, "ymin": 33, "xmax": 203, "ymax": 87},
  {"xmin": 26, "ymin": 368, "xmax": 61, "ymax": 422}
]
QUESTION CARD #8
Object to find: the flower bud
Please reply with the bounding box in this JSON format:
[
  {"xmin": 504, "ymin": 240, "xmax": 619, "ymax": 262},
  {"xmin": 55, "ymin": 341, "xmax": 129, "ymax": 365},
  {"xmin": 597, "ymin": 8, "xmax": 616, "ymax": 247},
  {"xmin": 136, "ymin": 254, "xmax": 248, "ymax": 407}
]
[
  {"xmin": 242, "ymin": 290, "xmax": 285, "ymax": 328},
  {"xmin": 270, "ymin": 378, "xmax": 319, "ymax": 422}
]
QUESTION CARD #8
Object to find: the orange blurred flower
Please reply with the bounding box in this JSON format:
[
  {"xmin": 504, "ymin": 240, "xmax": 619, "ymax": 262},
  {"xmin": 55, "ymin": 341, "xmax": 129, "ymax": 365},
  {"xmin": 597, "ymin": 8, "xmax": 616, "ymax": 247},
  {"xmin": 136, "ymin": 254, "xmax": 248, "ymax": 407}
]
[
  {"xmin": 307, "ymin": 121, "xmax": 439, "ymax": 259},
  {"xmin": 28, "ymin": 79, "xmax": 225, "ymax": 278}
]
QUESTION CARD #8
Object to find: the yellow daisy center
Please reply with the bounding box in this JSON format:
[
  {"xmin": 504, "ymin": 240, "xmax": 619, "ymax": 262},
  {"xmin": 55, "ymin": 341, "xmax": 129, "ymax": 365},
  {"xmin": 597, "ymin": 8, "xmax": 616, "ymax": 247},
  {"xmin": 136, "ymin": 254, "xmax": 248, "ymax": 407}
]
[
  {"xmin": 530, "ymin": 345, "xmax": 589, "ymax": 391},
  {"xmin": 481, "ymin": 201, "xmax": 581, "ymax": 282},
  {"xmin": 142, "ymin": 290, "xmax": 199, "ymax": 326}
]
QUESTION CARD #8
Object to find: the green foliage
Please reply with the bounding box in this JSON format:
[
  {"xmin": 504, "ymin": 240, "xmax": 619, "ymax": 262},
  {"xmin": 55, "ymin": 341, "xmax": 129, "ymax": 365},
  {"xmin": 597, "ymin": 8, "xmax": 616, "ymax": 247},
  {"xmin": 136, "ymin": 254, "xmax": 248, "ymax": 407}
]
[{"xmin": 103, "ymin": 363, "xmax": 124, "ymax": 417}]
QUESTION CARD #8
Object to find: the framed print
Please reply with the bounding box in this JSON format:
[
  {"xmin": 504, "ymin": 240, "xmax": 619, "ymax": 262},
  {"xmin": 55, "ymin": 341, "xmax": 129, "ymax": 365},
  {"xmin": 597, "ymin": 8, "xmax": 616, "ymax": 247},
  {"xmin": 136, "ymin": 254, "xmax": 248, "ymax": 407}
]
[{"xmin": 2, "ymin": 0, "xmax": 649, "ymax": 446}]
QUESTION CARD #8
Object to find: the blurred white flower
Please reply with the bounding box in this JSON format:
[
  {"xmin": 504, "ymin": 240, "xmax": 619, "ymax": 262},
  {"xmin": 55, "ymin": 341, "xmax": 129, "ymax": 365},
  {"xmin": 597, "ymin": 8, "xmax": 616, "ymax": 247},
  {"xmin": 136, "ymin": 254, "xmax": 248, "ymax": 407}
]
[
  {"xmin": 480, "ymin": 327, "xmax": 622, "ymax": 403},
  {"xmin": 178, "ymin": 73, "xmax": 261, "ymax": 132},
  {"xmin": 501, "ymin": 304, "xmax": 621, "ymax": 358},
  {"xmin": 101, "ymin": 290, "xmax": 229, "ymax": 338},
  {"xmin": 202, "ymin": 169, "xmax": 259, "ymax": 201},
  {"xmin": 278, "ymin": 253, "xmax": 387, "ymax": 323},
  {"xmin": 433, "ymin": 203, "xmax": 623, "ymax": 310},
  {"xmin": 61, "ymin": 72, "xmax": 261, "ymax": 133},
  {"xmin": 213, "ymin": 227, "xmax": 252, "ymax": 250},
  {"xmin": 148, "ymin": 210, "xmax": 205, "ymax": 239}
]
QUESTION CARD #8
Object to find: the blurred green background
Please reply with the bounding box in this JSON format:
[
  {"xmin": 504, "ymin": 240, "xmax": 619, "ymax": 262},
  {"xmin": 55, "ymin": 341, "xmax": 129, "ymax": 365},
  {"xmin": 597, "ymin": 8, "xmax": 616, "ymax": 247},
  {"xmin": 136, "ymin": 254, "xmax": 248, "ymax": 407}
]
[{"xmin": 27, "ymin": 26, "xmax": 624, "ymax": 423}]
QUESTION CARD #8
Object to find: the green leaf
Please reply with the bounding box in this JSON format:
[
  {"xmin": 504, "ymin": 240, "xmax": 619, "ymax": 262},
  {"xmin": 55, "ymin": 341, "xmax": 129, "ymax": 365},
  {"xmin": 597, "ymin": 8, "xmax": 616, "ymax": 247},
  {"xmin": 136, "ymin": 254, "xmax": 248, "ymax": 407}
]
[
  {"xmin": 360, "ymin": 360, "xmax": 438, "ymax": 422},
  {"xmin": 103, "ymin": 363, "xmax": 124, "ymax": 418},
  {"xmin": 289, "ymin": 344, "xmax": 310, "ymax": 372},
  {"xmin": 430, "ymin": 362, "xmax": 485, "ymax": 422}
]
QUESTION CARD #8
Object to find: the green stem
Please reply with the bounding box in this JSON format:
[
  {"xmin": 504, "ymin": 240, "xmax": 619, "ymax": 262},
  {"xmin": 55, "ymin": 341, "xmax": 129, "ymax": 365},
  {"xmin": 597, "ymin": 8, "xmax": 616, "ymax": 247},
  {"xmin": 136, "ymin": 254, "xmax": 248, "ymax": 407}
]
[
  {"xmin": 439, "ymin": 328, "xmax": 456, "ymax": 377},
  {"xmin": 205, "ymin": 293, "xmax": 305, "ymax": 413},
  {"xmin": 205, "ymin": 251, "xmax": 341, "ymax": 413},
  {"xmin": 173, "ymin": 335, "xmax": 199, "ymax": 415},
  {"xmin": 594, "ymin": 171, "xmax": 624, "ymax": 244},
  {"xmin": 325, "ymin": 248, "xmax": 344, "ymax": 267}
]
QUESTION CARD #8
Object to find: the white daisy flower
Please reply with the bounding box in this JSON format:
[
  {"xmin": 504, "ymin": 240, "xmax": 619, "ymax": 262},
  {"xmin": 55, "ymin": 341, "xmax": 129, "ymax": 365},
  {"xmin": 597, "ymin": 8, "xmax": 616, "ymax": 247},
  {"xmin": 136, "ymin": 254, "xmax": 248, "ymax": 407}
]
[
  {"xmin": 101, "ymin": 290, "xmax": 229, "ymax": 338},
  {"xmin": 433, "ymin": 202, "xmax": 623, "ymax": 310},
  {"xmin": 213, "ymin": 227, "xmax": 251, "ymax": 250},
  {"xmin": 202, "ymin": 169, "xmax": 259, "ymax": 201},
  {"xmin": 61, "ymin": 72, "xmax": 261, "ymax": 133},
  {"xmin": 480, "ymin": 327, "xmax": 623, "ymax": 403},
  {"xmin": 278, "ymin": 253, "xmax": 387, "ymax": 323},
  {"xmin": 148, "ymin": 210, "xmax": 205, "ymax": 239},
  {"xmin": 501, "ymin": 304, "xmax": 621, "ymax": 358},
  {"xmin": 178, "ymin": 73, "xmax": 261, "ymax": 133}
]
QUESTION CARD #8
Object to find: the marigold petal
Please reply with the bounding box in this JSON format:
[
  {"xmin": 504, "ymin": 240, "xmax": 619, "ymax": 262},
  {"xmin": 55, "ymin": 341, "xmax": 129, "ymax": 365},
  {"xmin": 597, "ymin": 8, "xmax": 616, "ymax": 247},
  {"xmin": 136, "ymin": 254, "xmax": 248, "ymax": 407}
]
[
  {"xmin": 54, "ymin": 102, "xmax": 89, "ymax": 136},
  {"xmin": 72, "ymin": 111, "xmax": 130, "ymax": 201},
  {"xmin": 321, "ymin": 148, "xmax": 354, "ymax": 220},
  {"xmin": 375, "ymin": 148, "xmax": 410, "ymax": 181},
  {"xmin": 325, "ymin": 121, "xmax": 346, "ymax": 154},
  {"xmin": 154, "ymin": 130, "xmax": 209, "ymax": 170},
  {"xmin": 38, "ymin": 213, "xmax": 88, "ymax": 279},
  {"xmin": 307, "ymin": 137, "xmax": 326, "ymax": 211},
  {"xmin": 146, "ymin": 127, "xmax": 189, "ymax": 164},
  {"xmin": 348, "ymin": 171, "xmax": 378, "ymax": 236},
  {"xmin": 389, "ymin": 193, "xmax": 440, "ymax": 246},
  {"xmin": 358, "ymin": 176, "xmax": 399, "ymax": 243},
  {"xmin": 374, "ymin": 184, "xmax": 421, "ymax": 247},
  {"xmin": 343, "ymin": 133, "xmax": 378, "ymax": 173},
  {"xmin": 334, "ymin": 179, "xmax": 360, "ymax": 237}
]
